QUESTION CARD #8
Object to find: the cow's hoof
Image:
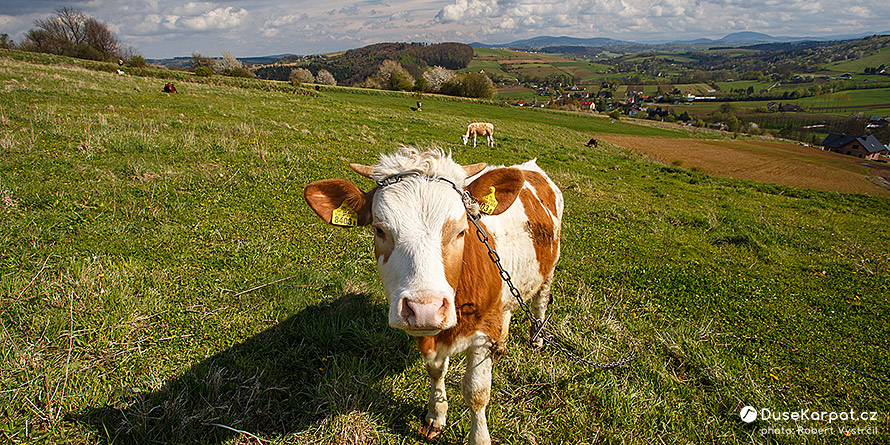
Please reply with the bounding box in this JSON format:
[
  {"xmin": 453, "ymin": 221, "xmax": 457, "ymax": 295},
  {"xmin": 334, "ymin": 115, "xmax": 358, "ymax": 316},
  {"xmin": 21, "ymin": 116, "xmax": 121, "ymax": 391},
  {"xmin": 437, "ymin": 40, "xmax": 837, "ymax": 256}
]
[
  {"xmin": 420, "ymin": 419, "xmax": 445, "ymax": 441},
  {"xmin": 529, "ymin": 330, "xmax": 545, "ymax": 348}
]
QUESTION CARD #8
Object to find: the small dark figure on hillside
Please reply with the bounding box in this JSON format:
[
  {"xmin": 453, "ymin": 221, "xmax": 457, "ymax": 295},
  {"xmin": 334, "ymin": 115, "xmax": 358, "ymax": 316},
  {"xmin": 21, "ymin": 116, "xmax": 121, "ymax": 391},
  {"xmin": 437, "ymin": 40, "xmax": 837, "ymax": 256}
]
[
  {"xmin": 586, "ymin": 138, "xmax": 598, "ymax": 148},
  {"xmin": 411, "ymin": 101, "xmax": 422, "ymax": 112},
  {"xmin": 163, "ymin": 83, "xmax": 178, "ymax": 93},
  {"xmin": 118, "ymin": 59, "xmax": 124, "ymax": 67}
]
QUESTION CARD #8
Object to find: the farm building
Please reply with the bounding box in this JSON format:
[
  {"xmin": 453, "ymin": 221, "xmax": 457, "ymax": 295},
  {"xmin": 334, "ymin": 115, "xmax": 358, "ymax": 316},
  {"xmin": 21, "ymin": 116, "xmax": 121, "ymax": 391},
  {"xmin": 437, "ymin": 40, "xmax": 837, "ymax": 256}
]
[{"xmin": 820, "ymin": 134, "xmax": 888, "ymax": 160}]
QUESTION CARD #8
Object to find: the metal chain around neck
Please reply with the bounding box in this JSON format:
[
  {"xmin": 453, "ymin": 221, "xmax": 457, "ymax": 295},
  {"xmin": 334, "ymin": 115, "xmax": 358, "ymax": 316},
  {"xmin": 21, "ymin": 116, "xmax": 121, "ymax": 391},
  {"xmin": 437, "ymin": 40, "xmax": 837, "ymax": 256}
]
[{"xmin": 375, "ymin": 171, "xmax": 636, "ymax": 368}]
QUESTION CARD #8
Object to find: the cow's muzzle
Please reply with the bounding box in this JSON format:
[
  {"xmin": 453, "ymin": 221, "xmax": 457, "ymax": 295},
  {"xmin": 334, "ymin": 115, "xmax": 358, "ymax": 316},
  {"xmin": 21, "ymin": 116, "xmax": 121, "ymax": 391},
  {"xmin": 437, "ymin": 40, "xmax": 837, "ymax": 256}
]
[{"xmin": 396, "ymin": 293, "xmax": 454, "ymax": 335}]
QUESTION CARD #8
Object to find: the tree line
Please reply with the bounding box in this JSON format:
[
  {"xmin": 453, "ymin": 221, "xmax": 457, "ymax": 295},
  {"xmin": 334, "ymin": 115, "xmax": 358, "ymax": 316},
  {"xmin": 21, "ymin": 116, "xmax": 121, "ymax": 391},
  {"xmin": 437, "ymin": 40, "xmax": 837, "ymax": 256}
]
[
  {"xmin": 255, "ymin": 42, "xmax": 473, "ymax": 85},
  {"xmin": 3, "ymin": 8, "xmax": 134, "ymax": 63}
]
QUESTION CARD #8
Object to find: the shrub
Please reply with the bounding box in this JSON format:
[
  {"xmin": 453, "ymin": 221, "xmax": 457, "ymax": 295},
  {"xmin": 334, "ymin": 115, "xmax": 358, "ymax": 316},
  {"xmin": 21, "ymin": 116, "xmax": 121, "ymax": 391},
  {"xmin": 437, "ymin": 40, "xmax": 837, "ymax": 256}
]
[
  {"xmin": 191, "ymin": 52, "xmax": 214, "ymax": 71},
  {"xmin": 194, "ymin": 66, "xmax": 213, "ymax": 77},
  {"xmin": 229, "ymin": 66, "xmax": 255, "ymax": 78},
  {"xmin": 315, "ymin": 69, "xmax": 336, "ymax": 86},
  {"xmin": 375, "ymin": 60, "xmax": 414, "ymax": 91},
  {"xmin": 461, "ymin": 72, "xmax": 496, "ymax": 98},
  {"xmin": 214, "ymin": 52, "xmax": 243, "ymax": 76},
  {"xmin": 289, "ymin": 68, "xmax": 314, "ymax": 86},
  {"xmin": 128, "ymin": 55, "xmax": 146, "ymax": 68},
  {"xmin": 413, "ymin": 76, "xmax": 429, "ymax": 92},
  {"xmin": 422, "ymin": 66, "xmax": 455, "ymax": 92}
]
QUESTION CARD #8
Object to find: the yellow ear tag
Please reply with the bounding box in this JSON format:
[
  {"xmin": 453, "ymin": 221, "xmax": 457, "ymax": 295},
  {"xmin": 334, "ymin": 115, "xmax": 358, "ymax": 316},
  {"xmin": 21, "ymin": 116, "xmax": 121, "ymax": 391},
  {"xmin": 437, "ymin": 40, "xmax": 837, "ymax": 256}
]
[
  {"xmin": 331, "ymin": 201, "xmax": 358, "ymax": 227},
  {"xmin": 479, "ymin": 186, "xmax": 498, "ymax": 214}
]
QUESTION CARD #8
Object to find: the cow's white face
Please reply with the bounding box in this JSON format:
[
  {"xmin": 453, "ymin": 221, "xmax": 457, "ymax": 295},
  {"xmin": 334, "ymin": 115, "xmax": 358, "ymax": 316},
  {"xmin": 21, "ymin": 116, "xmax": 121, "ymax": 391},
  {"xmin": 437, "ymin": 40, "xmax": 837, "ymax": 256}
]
[{"xmin": 371, "ymin": 178, "xmax": 468, "ymax": 337}]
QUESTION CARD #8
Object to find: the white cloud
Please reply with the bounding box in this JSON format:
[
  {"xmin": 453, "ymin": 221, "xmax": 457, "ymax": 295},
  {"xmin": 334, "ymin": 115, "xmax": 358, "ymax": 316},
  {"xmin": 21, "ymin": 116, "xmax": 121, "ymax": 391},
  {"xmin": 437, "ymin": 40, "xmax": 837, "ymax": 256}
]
[
  {"xmin": 436, "ymin": 0, "xmax": 497, "ymax": 22},
  {"xmin": 1, "ymin": 0, "xmax": 888, "ymax": 58},
  {"xmin": 175, "ymin": 6, "xmax": 248, "ymax": 31}
]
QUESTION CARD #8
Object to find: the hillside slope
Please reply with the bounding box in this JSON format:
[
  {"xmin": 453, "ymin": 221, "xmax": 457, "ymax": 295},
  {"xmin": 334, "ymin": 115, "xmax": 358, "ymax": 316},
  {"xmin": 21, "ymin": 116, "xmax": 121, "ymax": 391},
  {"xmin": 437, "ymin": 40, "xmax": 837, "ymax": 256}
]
[{"xmin": 1, "ymin": 51, "xmax": 888, "ymax": 444}]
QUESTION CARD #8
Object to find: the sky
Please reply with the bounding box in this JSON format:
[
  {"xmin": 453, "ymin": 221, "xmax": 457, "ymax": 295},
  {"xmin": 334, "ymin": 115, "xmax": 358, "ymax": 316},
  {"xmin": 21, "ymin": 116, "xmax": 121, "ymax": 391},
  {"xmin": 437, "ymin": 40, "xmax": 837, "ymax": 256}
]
[{"xmin": 1, "ymin": 0, "xmax": 888, "ymax": 58}]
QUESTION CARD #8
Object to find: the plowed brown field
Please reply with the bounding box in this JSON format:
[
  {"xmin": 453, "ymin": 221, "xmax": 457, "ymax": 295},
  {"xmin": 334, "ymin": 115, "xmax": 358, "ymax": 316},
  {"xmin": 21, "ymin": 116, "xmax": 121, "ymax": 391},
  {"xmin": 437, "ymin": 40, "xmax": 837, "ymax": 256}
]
[{"xmin": 598, "ymin": 135, "xmax": 890, "ymax": 197}]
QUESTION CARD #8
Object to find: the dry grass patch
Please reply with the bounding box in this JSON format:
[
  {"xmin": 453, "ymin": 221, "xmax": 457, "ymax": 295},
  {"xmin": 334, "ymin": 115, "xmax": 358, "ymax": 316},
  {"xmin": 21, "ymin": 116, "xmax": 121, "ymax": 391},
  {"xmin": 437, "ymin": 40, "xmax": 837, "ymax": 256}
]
[{"xmin": 599, "ymin": 135, "xmax": 890, "ymax": 197}]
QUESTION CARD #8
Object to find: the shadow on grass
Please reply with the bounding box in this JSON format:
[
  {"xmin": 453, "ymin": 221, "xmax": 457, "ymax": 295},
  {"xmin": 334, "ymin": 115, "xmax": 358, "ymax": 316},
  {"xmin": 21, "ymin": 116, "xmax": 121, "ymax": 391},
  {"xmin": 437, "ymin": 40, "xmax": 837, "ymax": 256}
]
[{"xmin": 75, "ymin": 292, "xmax": 418, "ymax": 443}]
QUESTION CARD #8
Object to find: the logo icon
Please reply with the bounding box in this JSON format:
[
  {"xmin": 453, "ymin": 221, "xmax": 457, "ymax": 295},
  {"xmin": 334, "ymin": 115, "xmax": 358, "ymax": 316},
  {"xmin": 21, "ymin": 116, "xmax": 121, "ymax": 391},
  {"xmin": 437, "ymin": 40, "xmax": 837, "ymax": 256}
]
[{"xmin": 740, "ymin": 406, "xmax": 757, "ymax": 423}]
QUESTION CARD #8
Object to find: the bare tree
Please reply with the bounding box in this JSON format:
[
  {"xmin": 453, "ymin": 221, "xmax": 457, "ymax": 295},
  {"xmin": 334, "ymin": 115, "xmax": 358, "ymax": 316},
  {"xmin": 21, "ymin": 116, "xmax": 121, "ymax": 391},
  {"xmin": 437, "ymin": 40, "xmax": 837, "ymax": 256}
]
[
  {"xmin": 34, "ymin": 8, "xmax": 87, "ymax": 45},
  {"xmin": 0, "ymin": 34, "xmax": 15, "ymax": 49},
  {"xmin": 191, "ymin": 52, "xmax": 215, "ymax": 71},
  {"xmin": 84, "ymin": 17, "xmax": 119, "ymax": 57},
  {"xmin": 22, "ymin": 8, "xmax": 121, "ymax": 60}
]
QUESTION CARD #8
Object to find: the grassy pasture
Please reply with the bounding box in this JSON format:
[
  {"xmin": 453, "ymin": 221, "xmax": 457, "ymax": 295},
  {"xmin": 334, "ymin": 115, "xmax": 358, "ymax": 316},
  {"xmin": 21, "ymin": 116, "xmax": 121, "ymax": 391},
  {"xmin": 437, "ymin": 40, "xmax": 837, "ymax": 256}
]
[
  {"xmin": 826, "ymin": 46, "xmax": 890, "ymax": 74},
  {"xmin": 2, "ymin": 51, "xmax": 890, "ymax": 444}
]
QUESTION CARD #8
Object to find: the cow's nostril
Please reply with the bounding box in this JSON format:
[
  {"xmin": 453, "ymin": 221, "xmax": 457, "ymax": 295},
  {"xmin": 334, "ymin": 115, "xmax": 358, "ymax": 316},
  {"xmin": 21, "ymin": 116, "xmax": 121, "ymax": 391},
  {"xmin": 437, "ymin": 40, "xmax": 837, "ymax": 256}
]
[{"xmin": 402, "ymin": 298, "xmax": 415, "ymax": 323}]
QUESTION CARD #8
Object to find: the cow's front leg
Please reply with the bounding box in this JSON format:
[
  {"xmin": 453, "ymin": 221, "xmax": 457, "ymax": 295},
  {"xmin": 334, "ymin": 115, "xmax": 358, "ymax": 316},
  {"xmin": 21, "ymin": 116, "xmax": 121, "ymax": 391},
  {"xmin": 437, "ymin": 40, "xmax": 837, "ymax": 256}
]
[
  {"xmin": 529, "ymin": 271, "xmax": 554, "ymax": 348},
  {"xmin": 493, "ymin": 309, "xmax": 512, "ymax": 356},
  {"xmin": 462, "ymin": 344, "xmax": 493, "ymax": 445},
  {"xmin": 421, "ymin": 354, "xmax": 449, "ymax": 439}
]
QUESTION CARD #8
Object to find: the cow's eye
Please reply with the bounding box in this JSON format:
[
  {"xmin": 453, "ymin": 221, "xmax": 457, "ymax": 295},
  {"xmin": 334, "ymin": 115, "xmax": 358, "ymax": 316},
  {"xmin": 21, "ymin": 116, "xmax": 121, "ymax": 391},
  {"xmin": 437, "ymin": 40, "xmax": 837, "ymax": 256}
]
[
  {"xmin": 375, "ymin": 226, "xmax": 386, "ymax": 238},
  {"xmin": 456, "ymin": 230, "xmax": 466, "ymax": 239}
]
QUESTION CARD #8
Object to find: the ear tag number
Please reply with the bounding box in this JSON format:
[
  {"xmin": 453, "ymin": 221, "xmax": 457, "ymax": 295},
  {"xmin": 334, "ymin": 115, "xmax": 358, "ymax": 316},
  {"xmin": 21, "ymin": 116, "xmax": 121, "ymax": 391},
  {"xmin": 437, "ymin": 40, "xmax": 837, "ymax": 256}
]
[
  {"xmin": 331, "ymin": 201, "xmax": 358, "ymax": 227},
  {"xmin": 479, "ymin": 186, "xmax": 498, "ymax": 214}
]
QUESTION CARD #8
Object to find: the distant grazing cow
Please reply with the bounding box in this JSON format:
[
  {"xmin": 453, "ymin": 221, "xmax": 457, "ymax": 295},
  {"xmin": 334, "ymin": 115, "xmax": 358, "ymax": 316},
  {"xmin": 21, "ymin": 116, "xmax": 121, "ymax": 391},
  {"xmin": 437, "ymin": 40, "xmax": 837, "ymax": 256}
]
[
  {"xmin": 163, "ymin": 83, "xmax": 177, "ymax": 93},
  {"xmin": 586, "ymin": 138, "xmax": 598, "ymax": 148},
  {"xmin": 462, "ymin": 122, "xmax": 495, "ymax": 147},
  {"xmin": 304, "ymin": 148, "xmax": 563, "ymax": 445}
]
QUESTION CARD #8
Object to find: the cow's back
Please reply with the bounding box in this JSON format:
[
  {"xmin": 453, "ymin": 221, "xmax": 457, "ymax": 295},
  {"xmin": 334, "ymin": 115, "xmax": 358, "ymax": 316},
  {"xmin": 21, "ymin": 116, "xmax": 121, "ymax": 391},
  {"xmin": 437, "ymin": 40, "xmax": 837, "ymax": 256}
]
[{"xmin": 472, "ymin": 160, "xmax": 563, "ymax": 310}]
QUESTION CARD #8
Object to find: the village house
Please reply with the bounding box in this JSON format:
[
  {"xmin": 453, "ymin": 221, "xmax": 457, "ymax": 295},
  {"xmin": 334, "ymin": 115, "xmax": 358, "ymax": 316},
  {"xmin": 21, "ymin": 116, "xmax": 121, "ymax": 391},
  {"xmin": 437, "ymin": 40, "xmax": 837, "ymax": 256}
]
[
  {"xmin": 626, "ymin": 86, "xmax": 644, "ymax": 99},
  {"xmin": 867, "ymin": 116, "xmax": 889, "ymax": 129},
  {"xmin": 820, "ymin": 134, "xmax": 889, "ymax": 160}
]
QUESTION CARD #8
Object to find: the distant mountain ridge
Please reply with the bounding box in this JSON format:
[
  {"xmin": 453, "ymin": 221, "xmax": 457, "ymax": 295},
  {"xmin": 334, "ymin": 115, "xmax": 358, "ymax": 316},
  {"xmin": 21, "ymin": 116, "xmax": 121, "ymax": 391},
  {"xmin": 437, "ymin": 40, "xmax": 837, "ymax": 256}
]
[{"xmin": 471, "ymin": 31, "xmax": 890, "ymax": 49}]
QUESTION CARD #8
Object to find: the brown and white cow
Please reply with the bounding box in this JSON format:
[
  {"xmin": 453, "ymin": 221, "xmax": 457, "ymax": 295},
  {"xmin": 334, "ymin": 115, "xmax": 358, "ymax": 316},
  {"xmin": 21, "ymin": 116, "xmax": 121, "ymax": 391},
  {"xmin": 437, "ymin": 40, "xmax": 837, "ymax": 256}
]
[
  {"xmin": 304, "ymin": 148, "xmax": 562, "ymax": 445},
  {"xmin": 462, "ymin": 122, "xmax": 495, "ymax": 147}
]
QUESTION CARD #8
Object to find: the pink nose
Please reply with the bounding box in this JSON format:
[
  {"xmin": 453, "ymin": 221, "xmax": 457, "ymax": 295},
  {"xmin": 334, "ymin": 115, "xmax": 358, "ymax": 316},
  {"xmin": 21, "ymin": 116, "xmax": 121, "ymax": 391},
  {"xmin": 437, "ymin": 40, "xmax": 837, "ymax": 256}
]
[{"xmin": 402, "ymin": 297, "xmax": 448, "ymax": 330}]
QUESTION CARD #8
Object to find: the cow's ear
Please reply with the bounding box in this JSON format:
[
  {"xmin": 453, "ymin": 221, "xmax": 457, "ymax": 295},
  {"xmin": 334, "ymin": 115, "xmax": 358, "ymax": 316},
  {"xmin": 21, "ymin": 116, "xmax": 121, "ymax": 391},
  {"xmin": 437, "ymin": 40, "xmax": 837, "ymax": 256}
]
[
  {"xmin": 304, "ymin": 179, "xmax": 374, "ymax": 227},
  {"xmin": 466, "ymin": 168, "xmax": 524, "ymax": 215}
]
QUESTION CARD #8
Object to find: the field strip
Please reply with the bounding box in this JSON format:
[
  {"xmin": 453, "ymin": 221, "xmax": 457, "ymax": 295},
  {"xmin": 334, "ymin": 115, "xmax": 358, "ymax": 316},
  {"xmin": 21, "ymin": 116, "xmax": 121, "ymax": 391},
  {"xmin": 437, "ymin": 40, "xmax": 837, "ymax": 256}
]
[{"xmin": 598, "ymin": 135, "xmax": 890, "ymax": 197}]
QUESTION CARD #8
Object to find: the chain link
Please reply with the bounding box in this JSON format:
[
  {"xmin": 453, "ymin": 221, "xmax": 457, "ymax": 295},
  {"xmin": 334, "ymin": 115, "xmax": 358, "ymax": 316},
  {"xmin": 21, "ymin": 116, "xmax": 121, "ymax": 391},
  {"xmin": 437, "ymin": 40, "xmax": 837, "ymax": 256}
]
[{"xmin": 467, "ymin": 215, "xmax": 636, "ymax": 369}]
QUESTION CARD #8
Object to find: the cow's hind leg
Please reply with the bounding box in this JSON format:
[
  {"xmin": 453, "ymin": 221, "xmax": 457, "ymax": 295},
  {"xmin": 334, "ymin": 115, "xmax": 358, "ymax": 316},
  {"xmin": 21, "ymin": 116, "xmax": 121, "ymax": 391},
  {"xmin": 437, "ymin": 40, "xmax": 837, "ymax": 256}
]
[
  {"xmin": 463, "ymin": 344, "xmax": 493, "ymax": 445},
  {"xmin": 528, "ymin": 270, "xmax": 554, "ymax": 348},
  {"xmin": 420, "ymin": 354, "xmax": 449, "ymax": 440}
]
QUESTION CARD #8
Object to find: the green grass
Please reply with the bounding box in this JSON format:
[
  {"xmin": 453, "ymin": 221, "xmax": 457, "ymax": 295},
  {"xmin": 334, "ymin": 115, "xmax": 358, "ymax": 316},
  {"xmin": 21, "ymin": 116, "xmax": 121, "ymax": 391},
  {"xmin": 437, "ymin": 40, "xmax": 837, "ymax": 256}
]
[
  {"xmin": 2, "ymin": 50, "xmax": 890, "ymax": 444},
  {"xmin": 826, "ymin": 46, "xmax": 890, "ymax": 74}
]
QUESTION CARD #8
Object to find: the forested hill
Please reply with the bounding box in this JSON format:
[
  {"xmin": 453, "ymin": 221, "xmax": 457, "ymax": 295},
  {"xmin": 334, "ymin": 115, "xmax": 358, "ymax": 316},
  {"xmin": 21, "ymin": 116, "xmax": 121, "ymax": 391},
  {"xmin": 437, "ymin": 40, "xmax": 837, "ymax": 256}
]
[{"xmin": 254, "ymin": 42, "xmax": 474, "ymax": 85}]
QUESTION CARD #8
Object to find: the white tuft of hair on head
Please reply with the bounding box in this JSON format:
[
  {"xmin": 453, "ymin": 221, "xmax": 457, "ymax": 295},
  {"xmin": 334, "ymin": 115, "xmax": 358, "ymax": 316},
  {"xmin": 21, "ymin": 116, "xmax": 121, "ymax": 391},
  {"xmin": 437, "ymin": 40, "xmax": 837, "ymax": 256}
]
[{"xmin": 372, "ymin": 146, "xmax": 468, "ymax": 187}]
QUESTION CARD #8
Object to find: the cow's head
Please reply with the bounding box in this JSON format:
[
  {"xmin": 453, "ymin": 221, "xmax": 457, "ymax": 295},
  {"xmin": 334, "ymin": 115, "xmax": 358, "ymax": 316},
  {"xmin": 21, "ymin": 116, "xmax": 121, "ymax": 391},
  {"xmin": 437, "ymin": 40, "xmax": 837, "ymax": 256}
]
[{"xmin": 304, "ymin": 148, "xmax": 523, "ymax": 337}]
